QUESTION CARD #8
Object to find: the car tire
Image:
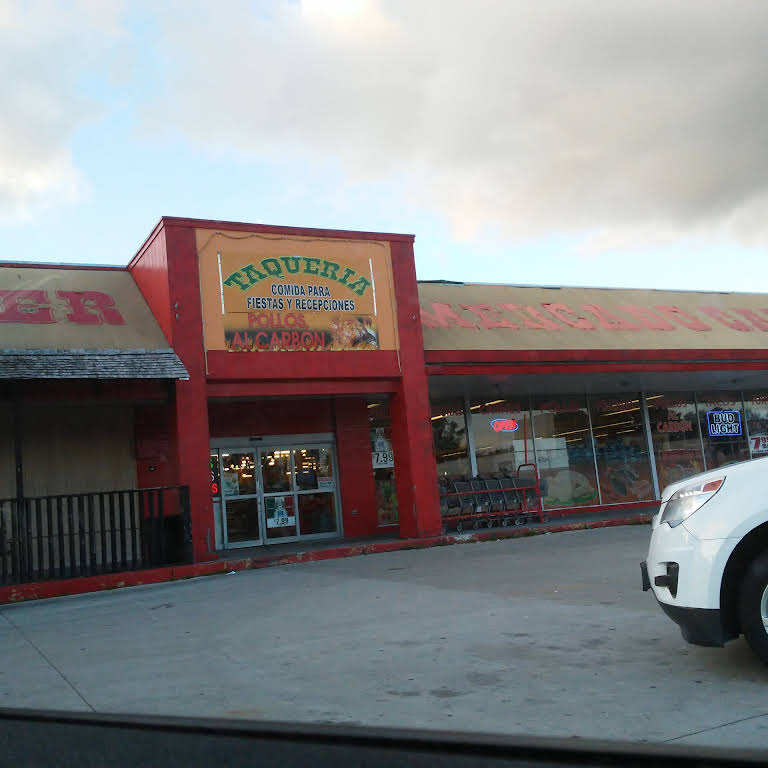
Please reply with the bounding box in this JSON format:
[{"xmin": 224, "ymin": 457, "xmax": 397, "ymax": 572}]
[{"xmin": 739, "ymin": 550, "xmax": 768, "ymax": 665}]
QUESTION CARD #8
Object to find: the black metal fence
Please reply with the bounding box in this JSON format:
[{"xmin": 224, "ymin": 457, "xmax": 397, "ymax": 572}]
[{"xmin": 0, "ymin": 486, "xmax": 193, "ymax": 586}]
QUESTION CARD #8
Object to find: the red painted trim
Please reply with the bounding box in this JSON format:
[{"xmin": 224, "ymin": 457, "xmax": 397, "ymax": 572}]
[
  {"xmin": 427, "ymin": 361, "xmax": 768, "ymax": 376},
  {"xmin": 0, "ymin": 261, "xmax": 125, "ymax": 271},
  {"xmin": 207, "ymin": 380, "xmax": 398, "ymax": 398},
  {"xmin": 127, "ymin": 219, "xmax": 166, "ymax": 270},
  {"xmin": 164, "ymin": 224, "xmax": 215, "ymax": 563},
  {"xmin": 425, "ymin": 348, "xmax": 768, "ymax": 364},
  {"xmin": 389, "ymin": 240, "xmax": 442, "ymax": 538},
  {"xmin": 160, "ymin": 216, "xmax": 416, "ymax": 243},
  {"xmin": 206, "ymin": 350, "xmax": 401, "ymax": 380},
  {"xmin": 0, "ymin": 513, "xmax": 651, "ymax": 605},
  {"xmin": 128, "ymin": 224, "xmax": 172, "ymax": 343}
]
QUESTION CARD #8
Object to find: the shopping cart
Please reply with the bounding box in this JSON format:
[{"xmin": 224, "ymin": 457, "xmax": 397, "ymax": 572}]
[{"xmin": 438, "ymin": 464, "xmax": 548, "ymax": 533}]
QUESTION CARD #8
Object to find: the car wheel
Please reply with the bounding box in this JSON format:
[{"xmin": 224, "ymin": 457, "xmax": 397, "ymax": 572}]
[{"xmin": 739, "ymin": 550, "xmax": 768, "ymax": 665}]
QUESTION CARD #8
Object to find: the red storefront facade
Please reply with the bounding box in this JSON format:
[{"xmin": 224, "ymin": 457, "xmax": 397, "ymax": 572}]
[
  {"xmin": 3, "ymin": 215, "xmax": 768, "ymax": 599},
  {"xmin": 127, "ymin": 218, "xmax": 442, "ymax": 561}
]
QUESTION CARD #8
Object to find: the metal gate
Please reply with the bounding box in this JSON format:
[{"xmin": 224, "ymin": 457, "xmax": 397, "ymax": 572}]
[{"xmin": 0, "ymin": 485, "xmax": 193, "ymax": 585}]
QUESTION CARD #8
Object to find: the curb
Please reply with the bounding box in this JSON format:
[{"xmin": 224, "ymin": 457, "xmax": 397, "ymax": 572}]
[{"xmin": 0, "ymin": 514, "xmax": 651, "ymax": 605}]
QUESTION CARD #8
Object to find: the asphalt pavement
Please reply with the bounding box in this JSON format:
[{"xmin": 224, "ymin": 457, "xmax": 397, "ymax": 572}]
[{"xmin": 1, "ymin": 525, "xmax": 767, "ymax": 749}]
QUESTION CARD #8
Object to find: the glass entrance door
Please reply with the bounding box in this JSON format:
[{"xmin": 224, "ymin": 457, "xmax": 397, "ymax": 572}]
[
  {"xmin": 261, "ymin": 445, "xmax": 340, "ymax": 544},
  {"xmin": 212, "ymin": 441, "xmax": 341, "ymax": 549},
  {"xmin": 219, "ymin": 449, "xmax": 263, "ymax": 548}
]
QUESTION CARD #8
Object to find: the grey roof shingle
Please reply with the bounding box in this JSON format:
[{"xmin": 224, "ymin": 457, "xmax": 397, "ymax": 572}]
[{"xmin": 0, "ymin": 349, "xmax": 189, "ymax": 379}]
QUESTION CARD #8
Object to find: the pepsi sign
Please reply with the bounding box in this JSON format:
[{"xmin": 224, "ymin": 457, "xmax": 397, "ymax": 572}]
[{"xmin": 491, "ymin": 418, "xmax": 519, "ymax": 433}]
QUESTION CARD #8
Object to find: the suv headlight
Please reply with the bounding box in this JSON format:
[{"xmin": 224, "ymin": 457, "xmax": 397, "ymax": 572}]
[{"xmin": 660, "ymin": 477, "xmax": 724, "ymax": 528}]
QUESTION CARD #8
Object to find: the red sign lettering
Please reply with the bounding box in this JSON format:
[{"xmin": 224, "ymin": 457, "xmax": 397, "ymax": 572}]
[
  {"xmin": 656, "ymin": 420, "xmax": 692, "ymax": 433},
  {"xmin": 460, "ymin": 303, "xmax": 518, "ymax": 329},
  {"xmin": 497, "ymin": 304, "xmax": 561, "ymax": 330},
  {"xmin": 491, "ymin": 418, "xmax": 519, "ymax": 432},
  {"xmin": 420, "ymin": 302, "xmax": 478, "ymax": 329},
  {"xmin": 542, "ymin": 303, "xmax": 596, "ymax": 330},
  {"xmin": 56, "ymin": 290, "xmax": 125, "ymax": 325},
  {"xmin": 654, "ymin": 305, "xmax": 711, "ymax": 331},
  {"xmin": 699, "ymin": 306, "xmax": 752, "ymax": 331},
  {"xmin": 581, "ymin": 304, "xmax": 641, "ymax": 331},
  {"xmin": 0, "ymin": 290, "xmax": 55, "ymax": 324},
  {"xmin": 0, "ymin": 289, "xmax": 124, "ymax": 325}
]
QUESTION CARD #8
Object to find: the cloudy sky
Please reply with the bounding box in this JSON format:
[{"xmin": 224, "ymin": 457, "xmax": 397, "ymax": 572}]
[{"xmin": 2, "ymin": 0, "xmax": 768, "ymax": 291}]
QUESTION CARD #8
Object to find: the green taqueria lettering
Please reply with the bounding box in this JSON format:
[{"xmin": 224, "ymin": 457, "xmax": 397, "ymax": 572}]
[{"xmin": 223, "ymin": 257, "xmax": 372, "ymax": 297}]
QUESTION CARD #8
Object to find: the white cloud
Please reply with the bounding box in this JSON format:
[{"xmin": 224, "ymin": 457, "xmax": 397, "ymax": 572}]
[
  {"xmin": 144, "ymin": 0, "xmax": 768, "ymax": 245},
  {"xmin": 0, "ymin": 0, "xmax": 125, "ymax": 221}
]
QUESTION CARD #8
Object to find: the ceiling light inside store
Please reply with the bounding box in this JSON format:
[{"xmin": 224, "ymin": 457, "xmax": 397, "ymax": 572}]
[{"xmin": 553, "ymin": 428, "xmax": 590, "ymax": 437}]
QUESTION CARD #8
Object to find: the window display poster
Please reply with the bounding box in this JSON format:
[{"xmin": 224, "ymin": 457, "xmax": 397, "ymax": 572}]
[
  {"xmin": 222, "ymin": 472, "xmax": 241, "ymax": 497},
  {"xmin": 265, "ymin": 496, "xmax": 296, "ymax": 528},
  {"xmin": 539, "ymin": 462, "xmax": 599, "ymax": 509},
  {"xmin": 374, "ymin": 469, "xmax": 398, "ymax": 524},
  {"xmin": 596, "ymin": 457, "xmax": 654, "ymax": 504}
]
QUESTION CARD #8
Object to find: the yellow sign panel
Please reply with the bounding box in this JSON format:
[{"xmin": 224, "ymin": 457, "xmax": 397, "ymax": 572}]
[{"xmin": 198, "ymin": 230, "xmax": 398, "ymax": 353}]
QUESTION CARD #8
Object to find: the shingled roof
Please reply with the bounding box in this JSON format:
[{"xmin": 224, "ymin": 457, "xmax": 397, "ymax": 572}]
[{"xmin": 0, "ymin": 349, "xmax": 189, "ymax": 380}]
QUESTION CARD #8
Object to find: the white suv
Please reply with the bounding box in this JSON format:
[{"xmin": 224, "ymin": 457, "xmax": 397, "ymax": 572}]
[{"xmin": 642, "ymin": 455, "xmax": 768, "ymax": 664}]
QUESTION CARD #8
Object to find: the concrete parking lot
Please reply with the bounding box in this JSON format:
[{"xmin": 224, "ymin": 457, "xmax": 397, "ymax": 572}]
[{"xmin": 1, "ymin": 525, "xmax": 767, "ymax": 749}]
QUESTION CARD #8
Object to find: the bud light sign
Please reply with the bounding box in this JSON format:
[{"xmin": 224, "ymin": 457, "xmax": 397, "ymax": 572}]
[
  {"xmin": 491, "ymin": 418, "xmax": 519, "ymax": 433},
  {"xmin": 706, "ymin": 410, "xmax": 742, "ymax": 437}
]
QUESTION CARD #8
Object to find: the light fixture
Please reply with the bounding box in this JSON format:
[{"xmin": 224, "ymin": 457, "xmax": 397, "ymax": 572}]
[
  {"xmin": 602, "ymin": 406, "xmax": 642, "ymax": 416},
  {"xmin": 552, "ymin": 428, "xmax": 590, "ymax": 438}
]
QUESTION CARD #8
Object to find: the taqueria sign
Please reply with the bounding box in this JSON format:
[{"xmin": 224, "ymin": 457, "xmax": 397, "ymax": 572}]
[{"xmin": 198, "ymin": 231, "xmax": 397, "ymax": 353}]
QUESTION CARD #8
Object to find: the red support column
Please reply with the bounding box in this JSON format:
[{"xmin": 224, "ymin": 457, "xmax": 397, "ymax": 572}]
[
  {"xmin": 165, "ymin": 225, "xmax": 216, "ymax": 562},
  {"xmin": 334, "ymin": 397, "xmax": 378, "ymax": 538},
  {"xmin": 389, "ymin": 240, "xmax": 441, "ymax": 538}
]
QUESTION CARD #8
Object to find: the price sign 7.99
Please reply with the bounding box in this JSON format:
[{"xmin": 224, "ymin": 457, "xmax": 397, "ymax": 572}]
[{"xmin": 372, "ymin": 450, "xmax": 395, "ymax": 469}]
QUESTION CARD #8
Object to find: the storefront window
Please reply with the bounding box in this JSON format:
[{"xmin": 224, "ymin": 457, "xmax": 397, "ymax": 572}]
[
  {"xmin": 469, "ymin": 397, "xmax": 534, "ymax": 476},
  {"xmin": 369, "ymin": 398, "xmax": 398, "ymax": 525},
  {"xmin": 261, "ymin": 449, "xmax": 291, "ymax": 493},
  {"xmin": 220, "ymin": 451, "xmax": 257, "ymax": 496},
  {"xmin": 696, "ymin": 392, "xmax": 749, "ymax": 470},
  {"xmin": 745, "ymin": 392, "xmax": 768, "ymax": 457},
  {"xmin": 293, "ymin": 448, "xmax": 334, "ymax": 491},
  {"xmin": 647, "ymin": 393, "xmax": 704, "ymax": 489},
  {"xmin": 590, "ymin": 395, "xmax": 654, "ymax": 504},
  {"xmin": 431, "ymin": 399, "xmax": 470, "ymax": 478},
  {"xmin": 531, "ymin": 396, "xmax": 599, "ymax": 509}
]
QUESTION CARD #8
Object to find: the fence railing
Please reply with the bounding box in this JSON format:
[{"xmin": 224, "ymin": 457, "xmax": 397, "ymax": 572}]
[{"xmin": 0, "ymin": 486, "xmax": 192, "ymax": 586}]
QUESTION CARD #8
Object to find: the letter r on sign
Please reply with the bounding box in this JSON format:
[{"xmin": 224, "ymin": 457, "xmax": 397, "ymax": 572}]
[{"xmin": 56, "ymin": 291, "xmax": 126, "ymax": 325}]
